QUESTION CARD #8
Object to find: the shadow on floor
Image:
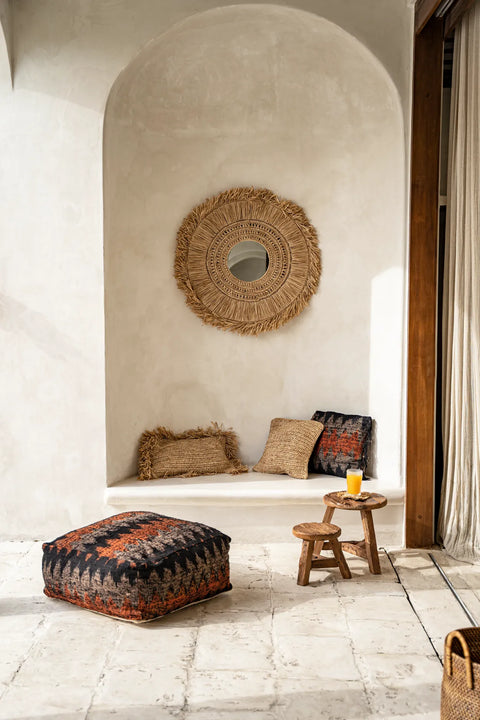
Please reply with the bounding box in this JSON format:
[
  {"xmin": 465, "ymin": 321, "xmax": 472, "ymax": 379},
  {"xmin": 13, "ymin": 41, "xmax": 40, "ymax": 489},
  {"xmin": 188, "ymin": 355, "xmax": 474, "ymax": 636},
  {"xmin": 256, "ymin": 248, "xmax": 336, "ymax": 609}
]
[
  {"xmin": 0, "ymin": 682, "xmax": 442, "ymax": 720},
  {"xmin": 0, "ymin": 595, "xmax": 78, "ymax": 616}
]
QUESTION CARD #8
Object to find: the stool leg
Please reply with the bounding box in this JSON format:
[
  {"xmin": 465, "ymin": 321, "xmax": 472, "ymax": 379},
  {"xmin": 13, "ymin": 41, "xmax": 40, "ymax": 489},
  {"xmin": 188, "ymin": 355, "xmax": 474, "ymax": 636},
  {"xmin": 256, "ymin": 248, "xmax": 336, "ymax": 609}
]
[
  {"xmin": 361, "ymin": 509, "xmax": 381, "ymax": 574},
  {"xmin": 330, "ymin": 537, "xmax": 352, "ymax": 579},
  {"xmin": 315, "ymin": 506, "xmax": 335, "ymax": 555},
  {"xmin": 297, "ymin": 540, "xmax": 314, "ymax": 586}
]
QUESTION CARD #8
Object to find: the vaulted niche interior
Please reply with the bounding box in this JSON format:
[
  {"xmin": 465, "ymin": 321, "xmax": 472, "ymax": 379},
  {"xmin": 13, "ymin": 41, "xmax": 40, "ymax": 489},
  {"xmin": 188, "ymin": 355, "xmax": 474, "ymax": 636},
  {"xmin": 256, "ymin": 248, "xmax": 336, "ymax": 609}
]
[{"xmin": 104, "ymin": 4, "xmax": 405, "ymax": 490}]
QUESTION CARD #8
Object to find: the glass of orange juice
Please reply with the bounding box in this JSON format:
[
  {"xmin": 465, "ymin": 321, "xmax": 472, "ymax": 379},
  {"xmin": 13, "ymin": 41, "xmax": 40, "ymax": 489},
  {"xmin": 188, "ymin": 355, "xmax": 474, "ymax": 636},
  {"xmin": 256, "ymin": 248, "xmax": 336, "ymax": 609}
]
[{"xmin": 346, "ymin": 467, "xmax": 363, "ymax": 497}]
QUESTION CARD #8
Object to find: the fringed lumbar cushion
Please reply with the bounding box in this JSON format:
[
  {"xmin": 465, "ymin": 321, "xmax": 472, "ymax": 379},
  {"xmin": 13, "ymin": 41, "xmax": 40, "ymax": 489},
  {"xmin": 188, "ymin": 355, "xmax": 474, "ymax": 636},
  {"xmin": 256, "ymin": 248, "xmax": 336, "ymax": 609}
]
[
  {"xmin": 138, "ymin": 423, "xmax": 248, "ymax": 480},
  {"xmin": 309, "ymin": 410, "xmax": 373, "ymax": 478},
  {"xmin": 253, "ymin": 418, "xmax": 324, "ymax": 479},
  {"xmin": 42, "ymin": 511, "xmax": 232, "ymax": 622}
]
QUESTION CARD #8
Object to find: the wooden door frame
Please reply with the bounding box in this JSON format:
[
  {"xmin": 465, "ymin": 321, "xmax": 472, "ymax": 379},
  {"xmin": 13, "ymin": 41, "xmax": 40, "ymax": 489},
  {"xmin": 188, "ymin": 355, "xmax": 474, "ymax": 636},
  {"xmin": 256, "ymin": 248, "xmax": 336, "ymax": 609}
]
[{"xmin": 406, "ymin": 17, "xmax": 444, "ymax": 548}]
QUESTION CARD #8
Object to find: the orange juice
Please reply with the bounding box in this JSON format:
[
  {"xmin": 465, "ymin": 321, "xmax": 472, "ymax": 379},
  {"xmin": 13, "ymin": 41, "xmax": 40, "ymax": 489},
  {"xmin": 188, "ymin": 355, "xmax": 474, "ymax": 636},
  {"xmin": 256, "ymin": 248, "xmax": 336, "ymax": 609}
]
[{"xmin": 346, "ymin": 468, "xmax": 363, "ymax": 496}]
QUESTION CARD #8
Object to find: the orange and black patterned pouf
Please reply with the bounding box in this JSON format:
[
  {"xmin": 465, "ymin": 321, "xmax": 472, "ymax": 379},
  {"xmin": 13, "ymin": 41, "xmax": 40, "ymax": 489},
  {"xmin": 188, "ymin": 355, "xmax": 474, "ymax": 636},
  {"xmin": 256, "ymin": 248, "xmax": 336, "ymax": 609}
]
[{"xmin": 42, "ymin": 511, "xmax": 232, "ymax": 622}]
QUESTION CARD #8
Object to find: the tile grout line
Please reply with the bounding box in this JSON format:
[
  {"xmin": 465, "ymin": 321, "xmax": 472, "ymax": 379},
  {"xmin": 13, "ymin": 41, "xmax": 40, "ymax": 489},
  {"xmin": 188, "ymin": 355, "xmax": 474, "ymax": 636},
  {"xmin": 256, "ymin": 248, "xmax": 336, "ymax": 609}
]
[
  {"xmin": 84, "ymin": 620, "xmax": 123, "ymax": 720},
  {"xmin": 265, "ymin": 543, "xmax": 278, "ymax": 714},
  {"xmin": 383, "ymin": 549, "xmax": 443, "ymax": 665},
  {"xmin": 333, "ymin": 577, "xmax": 376, "ymax": 717},
  {"xmin": 0, "ymin": 542, "xmax": 36, "ymax": 594},
  {"xmin": 428, "ymin": 552, "xmax": 478, "ymax": 626},
  {"xmin": 180, "ymin": 605, "xmax": 204, "ymax": 719},
  {"xmin": 0, "ymin": 613, "xmax": 47, "ymax": 703}
]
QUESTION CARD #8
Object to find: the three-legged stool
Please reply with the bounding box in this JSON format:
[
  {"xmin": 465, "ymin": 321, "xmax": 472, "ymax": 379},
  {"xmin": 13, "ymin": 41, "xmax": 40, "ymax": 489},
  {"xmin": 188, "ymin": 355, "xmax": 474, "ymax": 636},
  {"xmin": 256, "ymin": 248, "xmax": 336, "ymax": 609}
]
[
  {"xmin": 292, "ymin": 522, "xmax": 352, "ymax": 586},
  {"xmin": 321, "ymin": 492, "xmax": 388, "ymax": 574}
]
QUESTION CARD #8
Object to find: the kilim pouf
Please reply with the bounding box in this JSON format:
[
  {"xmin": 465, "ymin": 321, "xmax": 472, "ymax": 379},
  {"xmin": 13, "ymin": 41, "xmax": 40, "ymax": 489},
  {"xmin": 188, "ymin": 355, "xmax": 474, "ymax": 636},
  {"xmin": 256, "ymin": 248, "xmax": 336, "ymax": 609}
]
[{"xmin": 42, "ymin": 511, "xmax": 232, "ymax": 622}]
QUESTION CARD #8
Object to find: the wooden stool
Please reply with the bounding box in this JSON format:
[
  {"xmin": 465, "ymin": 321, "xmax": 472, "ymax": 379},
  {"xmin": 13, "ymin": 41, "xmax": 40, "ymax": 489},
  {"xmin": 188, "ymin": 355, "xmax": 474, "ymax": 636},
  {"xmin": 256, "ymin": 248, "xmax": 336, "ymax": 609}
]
[
  {"xmin": 292, "ymin": 522, "xmax": 352, "ymax": 586},
  {"xmin": 321, "ymin": 492, "xmax": 388, "ymax": 575}
]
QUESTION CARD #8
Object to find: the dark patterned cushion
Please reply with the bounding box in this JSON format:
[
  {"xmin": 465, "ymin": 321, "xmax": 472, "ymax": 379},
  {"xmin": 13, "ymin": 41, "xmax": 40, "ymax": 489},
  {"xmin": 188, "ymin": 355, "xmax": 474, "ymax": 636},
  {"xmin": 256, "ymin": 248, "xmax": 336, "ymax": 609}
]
[
  {"xmin": 42, "ymin": 511, "xmax": 231, "ymax": 622},
  {"xmin": 309, "ymin": 410, "xmax": 372, "ymax": 478}
]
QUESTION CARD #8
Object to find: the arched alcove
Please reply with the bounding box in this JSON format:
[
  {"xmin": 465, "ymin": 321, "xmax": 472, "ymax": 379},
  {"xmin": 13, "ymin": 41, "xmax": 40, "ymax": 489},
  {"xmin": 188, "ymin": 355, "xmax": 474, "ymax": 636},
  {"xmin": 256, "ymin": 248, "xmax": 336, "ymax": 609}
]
[
  {"xmin": 0, "ymin": 1, "xmax": 13, "ymax": 88},
  {"xmin": 104, "ymin": 4, "xmax": 405, "ymax": 486}
]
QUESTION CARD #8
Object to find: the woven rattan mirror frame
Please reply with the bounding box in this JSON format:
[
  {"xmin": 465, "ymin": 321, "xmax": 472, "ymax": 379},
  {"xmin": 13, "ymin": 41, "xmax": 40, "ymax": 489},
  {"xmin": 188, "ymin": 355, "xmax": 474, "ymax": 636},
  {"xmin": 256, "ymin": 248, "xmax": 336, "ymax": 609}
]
[{"xmin": 174, "ymin": 187, "xmax": 321, "ymax": 336}]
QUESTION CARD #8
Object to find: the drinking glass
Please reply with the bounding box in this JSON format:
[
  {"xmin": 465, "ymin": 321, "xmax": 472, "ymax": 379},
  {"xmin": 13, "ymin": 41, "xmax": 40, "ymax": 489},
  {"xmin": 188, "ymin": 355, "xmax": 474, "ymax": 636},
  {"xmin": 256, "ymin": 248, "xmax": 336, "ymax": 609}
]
[{"xmin": 346, "ymin": 467, "xmax": 363, "ymax": 497}]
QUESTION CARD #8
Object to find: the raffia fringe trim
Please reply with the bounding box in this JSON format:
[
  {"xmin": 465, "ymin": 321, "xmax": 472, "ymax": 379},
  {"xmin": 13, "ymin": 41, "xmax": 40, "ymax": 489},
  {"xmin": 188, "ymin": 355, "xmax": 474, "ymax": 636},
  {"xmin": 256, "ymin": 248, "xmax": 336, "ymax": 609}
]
[
  {"xmin": 174, "ymin": 187, "xmax": 321, "ymax": 336},
  {"xmin": 138, "ymin": 422, "xmax": 248, "ymax": 480}
]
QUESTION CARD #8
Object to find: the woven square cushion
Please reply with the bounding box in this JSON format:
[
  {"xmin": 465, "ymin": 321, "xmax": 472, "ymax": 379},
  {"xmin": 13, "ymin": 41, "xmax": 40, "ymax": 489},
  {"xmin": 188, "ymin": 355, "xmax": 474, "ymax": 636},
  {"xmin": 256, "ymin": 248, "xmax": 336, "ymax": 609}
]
[
  {"xmin": 253, "ymin": 418, "xmax": 324, "ymax": 479},
  {"xmin": 42, "ymin": 511, "xmax": 232, "ymax": 622},
  {"xmin": 309, "ymin": 410, "xmax": 372, "ymax": 478},
  {"xmin": 138, "ymin": 423, "xmax": 248, "ymax": 480}
]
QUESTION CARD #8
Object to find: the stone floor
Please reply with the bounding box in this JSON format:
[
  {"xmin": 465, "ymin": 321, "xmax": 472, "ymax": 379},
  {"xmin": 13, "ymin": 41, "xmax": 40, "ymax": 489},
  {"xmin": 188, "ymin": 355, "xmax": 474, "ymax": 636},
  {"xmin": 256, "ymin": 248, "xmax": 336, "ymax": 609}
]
[{"xmin": 0, "ymin": 540, "xmax": 478, "ymax": 720}]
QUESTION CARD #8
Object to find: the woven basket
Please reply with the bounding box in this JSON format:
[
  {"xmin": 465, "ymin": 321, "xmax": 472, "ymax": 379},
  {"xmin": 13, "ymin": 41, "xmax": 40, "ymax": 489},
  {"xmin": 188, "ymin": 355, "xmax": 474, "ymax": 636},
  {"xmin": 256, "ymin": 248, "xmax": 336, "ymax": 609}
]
[{"xmin": 441, "ymin": 627, "xmax": 480, "ymax": 719}]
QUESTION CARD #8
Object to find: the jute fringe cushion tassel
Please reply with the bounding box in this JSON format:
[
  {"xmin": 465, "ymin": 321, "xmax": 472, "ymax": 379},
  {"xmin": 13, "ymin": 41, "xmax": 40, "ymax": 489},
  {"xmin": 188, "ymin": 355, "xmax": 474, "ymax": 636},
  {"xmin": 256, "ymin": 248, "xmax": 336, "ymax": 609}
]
[
  {"xmin": 138, "ymin": 423, "xmax": 248, "ymax": 480},
  {"xmin": 441, "ymin": 628, "xmax": 480, "ymax": 719},
  {"xmin": 174, "ymin": 187, "xmax": 321, "ymax": 336}
]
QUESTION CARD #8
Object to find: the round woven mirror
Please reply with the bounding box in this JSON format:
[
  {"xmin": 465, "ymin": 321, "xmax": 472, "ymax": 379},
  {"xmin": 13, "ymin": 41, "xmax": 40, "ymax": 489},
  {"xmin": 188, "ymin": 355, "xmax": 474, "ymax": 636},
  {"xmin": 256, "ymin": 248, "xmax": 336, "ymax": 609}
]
[
  {"xmin": 227, "ymin": 240, "xmax": 269, "ymax": 281},
  {"xmin": 174, "ymin": 187, "xmax": 321, "ymax": 336}
]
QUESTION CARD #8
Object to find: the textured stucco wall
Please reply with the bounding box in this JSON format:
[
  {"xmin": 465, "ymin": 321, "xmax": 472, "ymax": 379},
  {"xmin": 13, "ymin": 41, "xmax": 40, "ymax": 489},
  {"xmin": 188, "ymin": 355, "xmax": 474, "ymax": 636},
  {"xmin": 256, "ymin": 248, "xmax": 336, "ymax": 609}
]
[
  {"xmin": 105, "ymin": 5, "xmax": 406, "ymax": 483},
  {"xmin": 0, "ymin": 0, "xmax": 414, "ymax": 539},
  {"xmin": 0, "ymin": 0, "xmax": 13, "ymax": 85}
]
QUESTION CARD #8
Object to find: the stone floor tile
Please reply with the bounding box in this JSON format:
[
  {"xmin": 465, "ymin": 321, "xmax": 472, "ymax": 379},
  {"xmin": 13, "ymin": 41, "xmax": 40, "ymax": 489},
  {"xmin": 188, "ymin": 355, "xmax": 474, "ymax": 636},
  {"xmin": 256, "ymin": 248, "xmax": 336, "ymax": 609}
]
[
  {"xmin": 430, "ymin": 636, "xmax": 446, "ymax": 659},
  {"xmin": 0, "ymin": 541, "xmax": 475, "ymax": 720},
  {"xmin": 184, "ymin": 711, "xmax": 276, "ymax": 720},
  {"xmin": 0, "ymin": 572, "xmax": 44, "ymax": 598},
  {"xmin": 366, "ymin": 685, "xmax": 441, "ymax": 717},
  {"xmin": 230, "ymin": 564, "xmax": 270, "ymax": 590},
  {"xmin": 265, "ymin": 542, "xmax": 301, "ymax": 565},
  {"xmin": 360, "ymin": 651, "xmax": 442, "ymax": 684},
  {"xmin": 114, "ymin": 624, "xmax": 196, "ymax": 665},
  {"xmin": 13, "ymin": 641, "xmax": 108, "ymax": 688},
  {"xmin": 229, "ymin": 544, "xmax": 269, "ymax": 563},
  {"xmin": 188, "ymin": 670, "xmax": 275, "ymax": 711},
  {"xmin": 456, "ymin": 589, "xmax": 480, "ymax": 625},
  {"xmin": 0, "ymin": 684, "xmax": 93, "ymax": 720},
  {"xmin": 359, "ymin": 653, "xmax": 442, "ymax": 716},
  {"xmin": 343, "ymin": 594, "xmax": 418, "ymax": 623},
  {"xmin": 272, "ymin": 596, "xmax": 347, "ymax": 637},
  {"xmin": 92, "ymin": 664, "xmax": 187, "ymax": 709},
  {"xmin": 390, "ymin": 550, "xmax": 447, "ymax": 591},
  {"xmin": 34, "ymin": 616, "xmax": 118, "ymax": 655},
  {"xmin": 380, "ymin": 714, "xmax": 440, "ymax": 720},
  {"xmin": 407, "ymin": 588, "xmax": 471, "ymax": 640},
  {"xmin": 0, "ymin": 619, "xmax": 44, "ymax": 685},
  {"xmin": 0, "ymin": 592, "xmax": 78, "ymax": 618},
  {"xmin": 0, "ymin": 547, "xmax": 45, "ymax": 596},
  {"xmin": 149, "ymin": 602, "xmax": 207, "ymax": 628},
  {"xmin": 271, "ymin": 551, "xmax": 394, "ymax": 593},
  {"xmin": 343, "ymin": 552, "xmax": 395, "ymax": 580},
  {"xmin": 195, "ymin": 621, "xmax": 272, "ymax": 671},
  {"xmin": 349, "ymin": 619, "xmax": 433, "ymax": 655},
  {"xmin": 275, "ymin": 634, "xmax": 359, "ymax": 680},
  {"xmin": 430, "ymin": 549, "xmax": 480, "ymax": 590},
  {"xmin": 271, "ymin": 569, "xmax": 337, "ymax": 594},
  {"xmin": 229, "ymin": 544, "xmax": 270, "ymax": 590},
  {"xmin": 0, "ymin": 541, "xmax": 34, "ymax": 554},
  {"xmin": 201, "ymin": 588, "xmax": 271, "ymax": 614},
  {"xmin": 88, "ymin": 707, "xmax": 178, "ymax": 719},
  {"xmin": 197, "ymin": 608, "xmax": 271, "ymax": 629},
  {"xmin": 270, "ymin": 586, "xmax": 336, "ymax": 620},
  {"xmin": 336, "ymin": 581, "xmax": 404, "ymax": 597},
  {"xmin": 275, "ymin": 678, "xmax": 371, "ymax": 720}
]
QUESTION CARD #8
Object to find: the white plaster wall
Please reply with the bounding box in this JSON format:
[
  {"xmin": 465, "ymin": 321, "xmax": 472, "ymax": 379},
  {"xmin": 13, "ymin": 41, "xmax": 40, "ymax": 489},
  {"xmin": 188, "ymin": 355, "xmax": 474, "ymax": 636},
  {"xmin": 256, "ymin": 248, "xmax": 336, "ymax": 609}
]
[
  {"xmin": 0, "ymin": 0, "xmax": 413, "ymax": 539},
  {"xmin": 0, "ymin": 0, "xmax": 12, "ymax": 86},
  {"xmin": 105, "ymin": 5, "xmax": 406, "ymax": 486}
]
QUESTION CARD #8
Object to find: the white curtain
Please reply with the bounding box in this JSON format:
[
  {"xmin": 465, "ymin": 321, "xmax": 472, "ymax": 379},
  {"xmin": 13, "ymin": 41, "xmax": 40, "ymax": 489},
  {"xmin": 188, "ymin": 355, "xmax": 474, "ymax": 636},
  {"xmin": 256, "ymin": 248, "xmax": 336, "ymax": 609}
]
[{"xmin": 438, "ymin": 1, "xmax": 480, "ymax": 560}]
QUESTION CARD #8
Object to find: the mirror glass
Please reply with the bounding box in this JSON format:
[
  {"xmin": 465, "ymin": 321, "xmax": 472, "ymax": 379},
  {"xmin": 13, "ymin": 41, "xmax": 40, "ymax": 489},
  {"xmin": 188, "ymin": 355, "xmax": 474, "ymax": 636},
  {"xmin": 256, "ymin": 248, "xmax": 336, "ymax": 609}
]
[{"xmin": 227, "ymin": 241, "xmax": 269, "ymax": 282}]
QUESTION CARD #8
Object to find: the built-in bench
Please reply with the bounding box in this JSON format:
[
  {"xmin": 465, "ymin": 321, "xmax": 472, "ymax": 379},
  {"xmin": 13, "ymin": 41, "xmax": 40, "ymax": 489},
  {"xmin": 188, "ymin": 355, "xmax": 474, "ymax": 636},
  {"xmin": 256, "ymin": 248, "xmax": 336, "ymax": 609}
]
[{"xmin": 105, "ymin": 473, "xmax": 404, "ymax": 545}]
